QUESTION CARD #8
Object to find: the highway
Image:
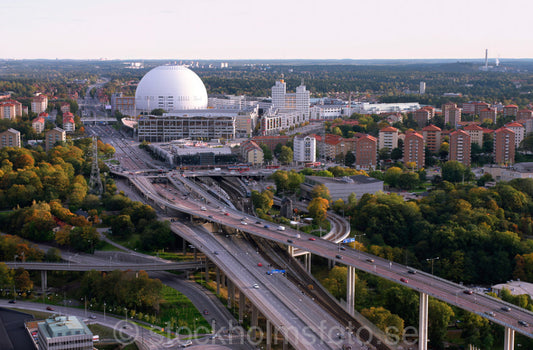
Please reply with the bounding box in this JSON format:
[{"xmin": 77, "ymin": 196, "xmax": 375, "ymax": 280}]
[
  {"xmin": 4, "ymin": 261, "xmax": 203, "ymax": 272},
  {"xmin": 96, "ymin": 124, "xmax": 533, "ymax": 344},
  {"xmin": 130, "ymin": 170, "xmax": 533, "ymax": 340}
]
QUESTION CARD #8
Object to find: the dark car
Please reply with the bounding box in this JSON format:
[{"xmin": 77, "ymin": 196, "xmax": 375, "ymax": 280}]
[
  {"xmin": 203, "ymin": 309, "xmax": 209, "ymax": 315},
  {"xmin": 336, "ymin": 254, "xmax": 342, "ymax": 259},
  {"xmin": 287, "ymin": 239, "xmax": 294, "ymax": 244},
  {"xmin": 463, "ymin": 290, "xmax": 473, "ymax": 295},
  {"xmin": 8, "ymin": 300, "xmax": 16, "ymax": 304},
  {"xmin": 519, "ymin": 320, "xmax": 529, "ymax": 327},
  {"xmin": 501, "ymin": 306, "xmax": 511, "ymax": 312},
  {"xmin": 339, "ymin": 246, "xmax": 346, "ymax": 251},
  {"xmin": 46, "ymin": 306, "xmax": 54, "ymax": 311},
  {"xmin": 256, "ymin": 221, "xmax": 261, "ymax": 224},
  {"xmin": 366, "ymin": 258, "xmax": 375, "ymax": 263},
  {"xmin": 407, "ymin": 269, "xmax": 416, "ymax": 274}
]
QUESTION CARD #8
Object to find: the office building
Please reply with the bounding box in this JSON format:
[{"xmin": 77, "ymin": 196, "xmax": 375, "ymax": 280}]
[
  {"xmin": 111, "ymin": 93, "xmax": 136, "ymax": 116},
  {"xmin": 445, "ymin": 107, "xmax": 462, "ymax": 127},
  {"xmin": 503, "ymin": 104, "xmax": 519, "ymax": 117},
  {"xmin": 494, "ymin": 127, "xmax": 515, "ymax": 164},
  {"xmin": 505, "ymin": 122, "xmax": 525, "ymax": 148},
  {"xmin": 240, "ymin": 140, "xmax": 264, "ymax": 165},
  {"xmin": 37, "ymin": 315, "xmax": 93, "ymax": 350},
  {"xmin": 378, "ymin": 126, "xmax": 399, "ymax": 151},
  {"xmin": 480, "ymin": 108, "xmax": 497, "ymax": 123},
  {"xmin": 62, "ymin": 112, "xmax": 75, "ymax": 132},
  {"xmin": 517, "ymin": 109, "xmax": 533, "ymax": 120},
  {"xmin": 404, "ymin": 131, "xmax": 425, "ymax": 169},
  {"xmin": 449, "ymin": 129, "xmax": 471, "ymax": 166},
  {"xmin": 422, "ymin": 124, "xmax": 442, "ymax": 153},
  {"xmin": 45, "ymin": 128, "xmax": 66, "ymax": 151},
  {"xmin": 463, "ymin": 124, "xmax": 484, "ymax": 147},
  {"xmin": 355, "ymin": 134, "xmax": 377, "ymax": 170},
  {"xmin": 31, "ymin": 95, "xmax": 48, "ymax": 114},
  {"xmin": 293, "ymin": 135, "xmax": 317, "ymax": 163},
  {"xmin": 419, "ymin": 81, "xmax": 426, "ymax": 94},
  {"xmin": 0, "ymin": 128, "xmax": 21, "ymax": 148}
]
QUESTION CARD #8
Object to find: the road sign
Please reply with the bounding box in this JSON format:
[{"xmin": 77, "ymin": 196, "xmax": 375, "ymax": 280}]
[
  {"xmin": 267, "ymin": 269, "xmax": 286, "ymax": 275},
  {"xmin": 342, "ymin": 238, "xmax": 355, "ymax": 244}
]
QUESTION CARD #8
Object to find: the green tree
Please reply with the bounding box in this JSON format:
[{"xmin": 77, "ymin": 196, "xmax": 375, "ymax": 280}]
[
  {"xmin": 397, "ymin": 172, "xmax": 419, "ymax": 190},
  {"xmin": 441, "ymin": 160, "xmax": 466, "ymax": 183},
  {"xmin": 260, "ymin": 144, "xmax": 273, "ymax": 162},
  {"xmin": 311, "ymin": 184, "xmax": 331, "ymax": 201},
  {"xmin": 270, "ymin": 170, "xmax": 289, "ymax": 193},
  {"xmin": 384, "ymin": 167, "xmax": 403, "ymax": 187},
  {"xmin": 428, "ymin": 298, "xmax": 454, "ymax": 350},
  {"xmin": 361, "ymin": 306, "xmax": 404, "ymax": 337},
  {"xmin": 307, "ymin": 197, "xmax": 329, "ymax": 224},
  {"xmin": 278, "ymin": 146, "xmax": 293, "ymax": 165},
  {"xmin": 344, "ymin": 151, "xmax": 355, "ymax": 167}
]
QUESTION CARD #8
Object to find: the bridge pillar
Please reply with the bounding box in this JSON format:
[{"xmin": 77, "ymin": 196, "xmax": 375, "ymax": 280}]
[
  {"xmin": 304, "ymin": 252, "xmax": 312, "ymax": 274},
  {"xmin": 239, "ymin": 291, "xmax": 245, "ymax": 324},
  {"xmin": 287, "ymin": 245, "xmax": 294, "ymax": 256},
  {"xmin": 41, "ymin": 270, "xmax": 47, "ymax": 291},
  {"xmin": 419, "ymin": 292, "xmax": 429, "ymax": 350},
  {"xmin": 204, "ymin": 260, "xmax": 209, "ymax": 283},
  {"xmin": 346, "ymin": 266, "xmax": 355, "ymax": 315},
  {"xmin": 227, "ymin": 280, "xmax": 233, "ymax": 308},
  {"xmin": 216, "ymin": 268, "xmax": 220, "ymax": 295},
  {"xmin": 266, "ymin": 320, "xmax": 272, "ymax": 350},
  {"xmin": 504, "ymin": 326, "xmax": 515, "ymax": 350},
  {"xmin": 251, "ymin": 305, "xmax": 258, "ymax": 339}
]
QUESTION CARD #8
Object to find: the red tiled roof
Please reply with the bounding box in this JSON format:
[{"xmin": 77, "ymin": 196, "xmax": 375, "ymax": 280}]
[
  {"xmin": 505, "ymin": 122, "xmax": 524, "ymax": 128},
  {"xmin": 39, "ymin": 112, "xmax": 48, "ymax": 117},
  {"xmin": 422, "ymin": 124, "xmax": 441, "ymax": 131},
  {"xmin": 464, "ymin": 124, "xmax": 483, "ymax": 131},
  {"xmin": 32, "ymin": 117, "xmax": 45, "ymax": 123},
  {"xmin": 380, "ymin": 126, "xmax": 398, "ymax": 132}
]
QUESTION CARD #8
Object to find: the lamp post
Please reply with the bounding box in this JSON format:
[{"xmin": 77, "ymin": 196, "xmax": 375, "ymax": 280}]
[
  {"xmin": 104, "ymin": 302, "xmax": 106, "ymax": 321},
  {"xmin": 426, "ymin": 257, "xmax": 439, "ymax": 275}
]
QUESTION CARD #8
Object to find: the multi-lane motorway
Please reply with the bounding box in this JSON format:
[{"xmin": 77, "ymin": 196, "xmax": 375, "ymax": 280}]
[{"xmin": 93, "ymin": 124, "xmax": 533, "ymax": 347}]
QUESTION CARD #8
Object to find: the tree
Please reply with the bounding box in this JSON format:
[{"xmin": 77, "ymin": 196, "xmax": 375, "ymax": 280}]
[
  {"xmin": 287, "ymin": 170, "xmax": 304, "ymax": 193},
  {"xmin": 251, "ymin": 190, "xmax": 274, "ymax": 212},
  {"xmin": 428, "ymin": 298, "xmax": 454, "ymax": 350},
  {"xmin": 441, "ymin": 160, "xmax": 466, "ymax": 183},
  {"xmin": 307, "ymin": 197, "xmax": 329, "ymax": 224},
  {"xmin": 384, "ymin": 167, "xmax": 403, "ymax": 187},
  {"xmin": 344, "ymin": 151, "xmax": 355, "ymax": 167},
  {"xmin": 361, "ymin": 306, "xmax": 404, "ymax": 337},
  {"xmin": 278, "ymin": 146, "xmax": 293, "ymax": 165},
  {"xmin": 260, "ymin": 144, "xmax": 273, "ymax": 162},
  {"xmin": 397, "ymin": 172, "xmax": 419, "ymax": 190},
  {"xmin": 270, "ymin": 170, "xmax": 289, "ymax": 193},
  {"xmin": 14, "ymin": 268, "xmax": 33, "ymax": 292},
  {"xmin": 391, "ymin": 147, "xmax": 403, "ymax": 161},
  {"xmin": 311, "ymin": 184, "xmax": 331, "ymax": 201}
]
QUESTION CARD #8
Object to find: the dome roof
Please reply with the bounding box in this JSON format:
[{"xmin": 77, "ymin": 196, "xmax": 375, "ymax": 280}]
[{"xmin": 135, "ymin": 65, "xmax": 208, "ymax": 112}]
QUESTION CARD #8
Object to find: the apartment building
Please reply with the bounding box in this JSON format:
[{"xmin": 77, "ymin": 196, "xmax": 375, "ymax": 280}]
[
  {"xmin": 404, "ymin": 131, "xmax": 425, "ymax": 169},
  {"xmin": 494, "ymin": 127, "xmax": 515, "ymax": 165},
  {"xmin": 449, "ymin": 129, "xmax": 471, "ymax": 166},
  {"xmin": 422, "ymin": 124, "xmax": 442, "ymax": 153}
]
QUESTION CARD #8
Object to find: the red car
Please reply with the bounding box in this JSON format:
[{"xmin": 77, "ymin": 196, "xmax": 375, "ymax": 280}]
[
  {"xmin": 400, "ymin": 278, "xmax": 408, "ymax": 283},
  {"xmin": 257, "ymin": 263, "xmax": 263, "ymax": 267},
  {"xmin": 46, "ymin": 306, "xmax": 54, "ymax": 311},
  {"xmin": 308, "ymin": 237, "xmax": 316, "ymax": 241},
  {"xmin": 224, "ymin": 213, "xmax": 230, "ymax": 216}
]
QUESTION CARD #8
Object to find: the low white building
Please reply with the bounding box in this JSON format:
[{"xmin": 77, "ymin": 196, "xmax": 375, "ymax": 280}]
[
  {"xmin": 293, "ymin": 135, "xmax": 316, "ymax": 163},
  {"xmin": 38, "ymin": 315, "xmax": 93, "ymax": 350},
  {"xmin": 482, "ymin": 163, "xmax": 533, "ymax": 182}
]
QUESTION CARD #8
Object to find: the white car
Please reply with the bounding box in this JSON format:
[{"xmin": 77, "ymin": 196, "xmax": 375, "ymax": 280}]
[{"xmin": 253, "ymin": 283, "xmax": 260, "ymax": 289}]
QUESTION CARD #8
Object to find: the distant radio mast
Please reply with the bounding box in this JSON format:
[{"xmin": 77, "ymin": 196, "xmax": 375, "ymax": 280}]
[{"xmin": 485, "ymin": 49, "xmax": 489, "ymax": 70}]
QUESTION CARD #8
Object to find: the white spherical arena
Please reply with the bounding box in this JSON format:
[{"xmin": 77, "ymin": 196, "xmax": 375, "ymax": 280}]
[{"xmin": 135, "ymin": 65, "xmax": 208, "ymax": 113}]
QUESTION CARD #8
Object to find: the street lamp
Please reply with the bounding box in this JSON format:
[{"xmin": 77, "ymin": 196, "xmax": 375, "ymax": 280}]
[{"xmin": 426, "ymin": 257, "xmax": 439, "ymax": 275}]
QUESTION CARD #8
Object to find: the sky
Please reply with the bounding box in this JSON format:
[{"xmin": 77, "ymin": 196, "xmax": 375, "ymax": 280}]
[{"xmin": 2, "ymin": 0, "xmax": 532, "ymax": 60}]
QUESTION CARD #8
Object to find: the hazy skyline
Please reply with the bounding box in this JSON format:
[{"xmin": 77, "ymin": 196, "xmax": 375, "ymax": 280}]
[{"xmin": 2, "ymin": 0, "xmax": 532, "ymax": 60}]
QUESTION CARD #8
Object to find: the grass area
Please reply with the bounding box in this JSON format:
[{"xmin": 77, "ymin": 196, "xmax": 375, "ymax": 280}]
[
  {"xmin": 88, "ymin": 324, "xmax": 138, "ymax": 350},
  {"xmin": 97, "ymin": 241, "xmax": 122, "ymax": 251},
  {"xmin": 112, "ymin": 233, "xmax": 141, "ymax": 250},
  {"xmin": 146, "ymin": 250, "xmax": 193, "ymax": 262},
  {"xmin": 157, "ymin": 285, "xmax": 211, "ymax": 334}
]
